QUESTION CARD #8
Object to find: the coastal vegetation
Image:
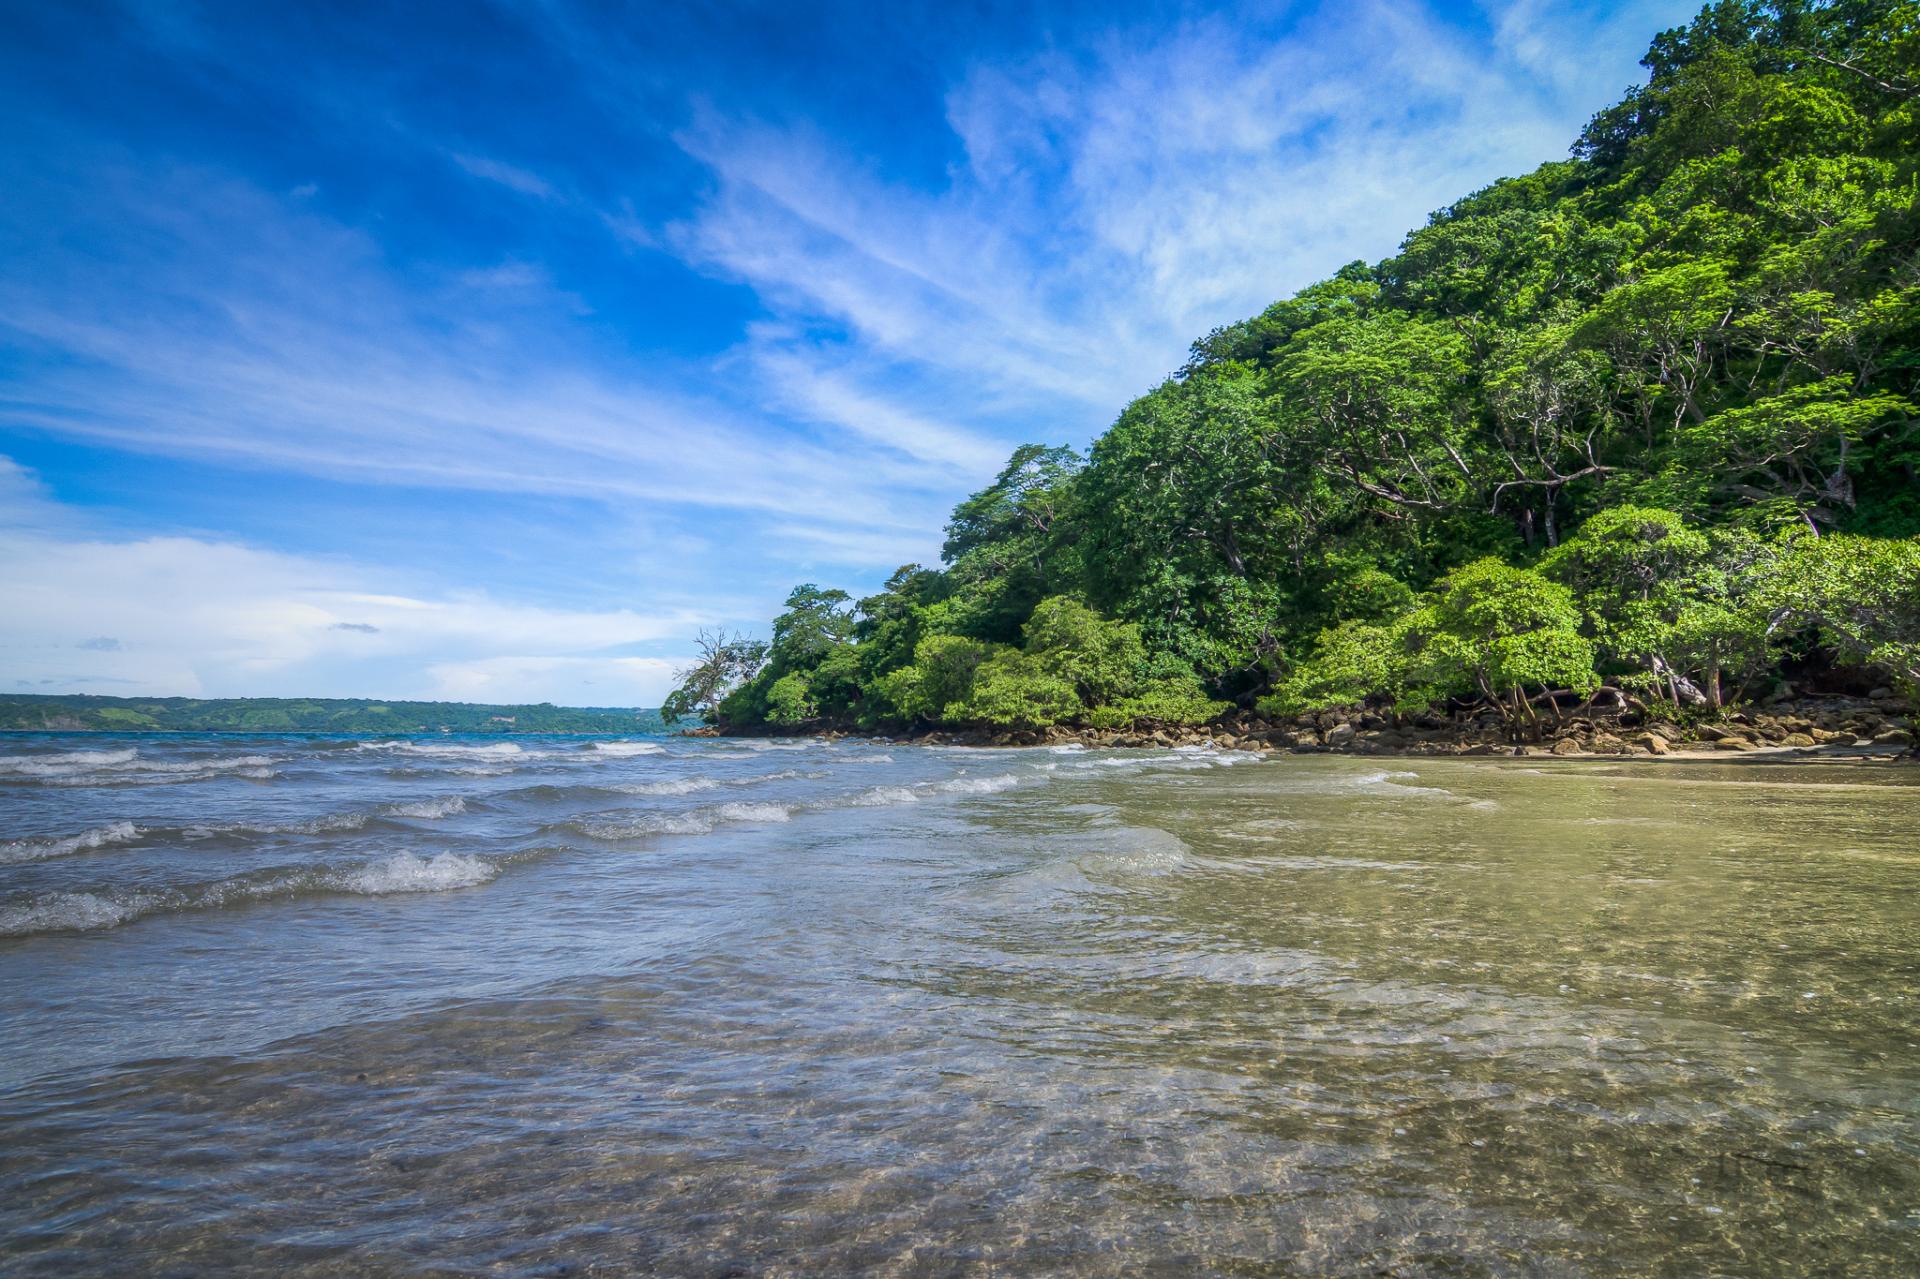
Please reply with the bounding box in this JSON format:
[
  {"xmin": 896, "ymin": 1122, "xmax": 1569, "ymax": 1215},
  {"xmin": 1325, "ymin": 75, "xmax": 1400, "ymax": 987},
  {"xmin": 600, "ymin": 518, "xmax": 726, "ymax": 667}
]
[
  {"xmin": 0, "ymin": 695, "xmax": 664, "ymax": 735},
  {"xmin": 667, "ymin": 1, "xmax": 1920, "ymax": 742}
]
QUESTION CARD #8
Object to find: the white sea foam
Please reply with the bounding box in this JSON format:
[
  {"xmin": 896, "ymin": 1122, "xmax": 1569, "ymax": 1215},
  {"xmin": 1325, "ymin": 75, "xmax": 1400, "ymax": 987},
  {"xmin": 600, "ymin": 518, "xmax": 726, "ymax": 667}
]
[
  {"xmin": 850, "ymin": 785, "xmax": 923, "ymax": 807},
  {"xmin": 572, "ymin": 800, "xmax": 796, "ymax": 840},
  {"xmin": 0, "ymin": 889, "xmax": 163, "ymax": 935},
  {"xmin": 383, "ymin": 796, "xmax": 468, "ymax": 820},
  {"xmin": 392, "ymin": 741, "xmax": 526, "ymax": 758},
  {"xmin": 0, "ymin": 748, "xmax": 139, "ymax": 774},
  {"xmin": 0, "ymin": 851, "xmax": 501, "ymax": 937},
  {"xmin": 936, "ymin": 774, "xmax": 1022, "ymax": 795},
  {"xmin": 292, "ymin": 811, "xmax": 370, "ymax": 833},
  {"xmin": 711, "ymin": 802, "xmax": 792, "ymax": 823},
  {"xmin": 589, "ymin": 741, "xmax": 666, "ymax": 757},
  {"xmin": 0, "ymin": 821, "xmax": 144, "ymax": 865},
  {"xmin": 334, "ymin": 852, "xmax": 494, "ymax": 894},
  {"xmin": 616, "ymin": 778, "xmax": 722, "ymax": 796},
  {"xmin": 0, "ymin": 749, "xmax": 278, "ymax": 785}
]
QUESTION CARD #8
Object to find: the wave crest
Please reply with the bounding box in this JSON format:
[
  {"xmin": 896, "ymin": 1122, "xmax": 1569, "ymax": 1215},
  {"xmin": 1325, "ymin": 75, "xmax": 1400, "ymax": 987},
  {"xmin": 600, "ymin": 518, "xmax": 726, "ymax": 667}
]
[{"xmin": 0, "ymin": 821, "xmax": 144, "ymax": 865}]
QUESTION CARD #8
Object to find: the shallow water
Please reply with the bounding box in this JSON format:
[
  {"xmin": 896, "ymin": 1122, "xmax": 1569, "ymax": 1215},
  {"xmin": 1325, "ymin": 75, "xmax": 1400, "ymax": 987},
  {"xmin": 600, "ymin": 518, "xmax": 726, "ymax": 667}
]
[{"xmin": 1, "ymin": 732, "xmax": 1916, "ymax": 1275}]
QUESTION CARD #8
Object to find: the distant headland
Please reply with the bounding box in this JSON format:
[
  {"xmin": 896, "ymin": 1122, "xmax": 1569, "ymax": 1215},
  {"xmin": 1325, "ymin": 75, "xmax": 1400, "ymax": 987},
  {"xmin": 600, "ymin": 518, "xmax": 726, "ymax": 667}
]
[{"xmin": 0, "ymin": 694, "xmax": 663, "ymax": 735}]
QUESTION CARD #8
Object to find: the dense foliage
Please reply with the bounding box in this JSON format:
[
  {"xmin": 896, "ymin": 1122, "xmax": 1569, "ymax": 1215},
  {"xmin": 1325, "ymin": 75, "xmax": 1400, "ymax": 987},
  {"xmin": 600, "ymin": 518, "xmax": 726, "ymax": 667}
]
[
  {"xmin": 670, "ymin": 1, "xmax": 1920, "ymax": 737},
  {"xmin": 0, "ymin": 695, "xmax": 665, "ymax": 735}
]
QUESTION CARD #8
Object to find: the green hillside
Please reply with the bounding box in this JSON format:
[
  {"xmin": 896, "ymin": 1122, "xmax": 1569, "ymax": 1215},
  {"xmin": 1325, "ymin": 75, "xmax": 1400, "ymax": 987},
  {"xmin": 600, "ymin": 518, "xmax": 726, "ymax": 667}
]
[{"xmin": 0, "ymin": 695, "xmax": 664, "ymax": 735}]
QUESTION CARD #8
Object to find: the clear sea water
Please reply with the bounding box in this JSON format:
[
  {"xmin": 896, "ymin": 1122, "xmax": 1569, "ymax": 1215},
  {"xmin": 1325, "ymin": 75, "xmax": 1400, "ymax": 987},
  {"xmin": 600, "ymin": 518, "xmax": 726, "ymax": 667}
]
[{"xmin": 1, "ymin": 732, "xmax": 1916, "ymax": 1275}]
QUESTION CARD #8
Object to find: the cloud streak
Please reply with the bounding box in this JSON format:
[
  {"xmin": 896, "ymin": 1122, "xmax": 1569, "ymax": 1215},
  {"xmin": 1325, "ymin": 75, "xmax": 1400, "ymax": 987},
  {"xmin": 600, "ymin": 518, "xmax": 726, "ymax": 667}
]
[{"xmin": 0, "ymin": 466, "xmax": 709, "ymax": 703}]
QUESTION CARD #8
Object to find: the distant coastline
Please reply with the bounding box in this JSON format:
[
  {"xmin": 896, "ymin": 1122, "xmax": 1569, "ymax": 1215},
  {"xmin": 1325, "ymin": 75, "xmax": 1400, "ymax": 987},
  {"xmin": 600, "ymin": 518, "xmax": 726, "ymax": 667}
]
[{"xmin": 0, "ymin": 694, "xmax": 664, "ymax": 736}]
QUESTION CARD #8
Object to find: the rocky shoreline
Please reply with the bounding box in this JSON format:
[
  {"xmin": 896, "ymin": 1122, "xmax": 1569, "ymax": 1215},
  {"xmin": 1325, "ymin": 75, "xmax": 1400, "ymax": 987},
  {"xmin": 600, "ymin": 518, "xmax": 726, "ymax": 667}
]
[{"xmin": 692, "ymin": 692, "xmax": 1917, "ymax": 760}]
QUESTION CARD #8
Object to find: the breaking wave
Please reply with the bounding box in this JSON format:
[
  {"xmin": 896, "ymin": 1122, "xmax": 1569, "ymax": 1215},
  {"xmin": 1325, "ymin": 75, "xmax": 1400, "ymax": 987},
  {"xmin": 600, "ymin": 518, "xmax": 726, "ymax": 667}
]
[
  {"xmin": 382, "ymin": 796, "xmax": 468, "ymax": 820},
  {"xmin": 564, "ymin": 801, "xmax": 797, "ymax": 840},
  {"xmin": 0, "ymin": 852, "xmax": 499, "ymax": 937},
  {"xmin": 615, "ymin": 778, "xmax": 723, "ymax": 796},
  {"xmin": 0, "ymin": 749, "xmax": 278, "ymax": 786},
  {"xmin": 0, "ymin": 821, "xmax": 144, "ymax": 865}
]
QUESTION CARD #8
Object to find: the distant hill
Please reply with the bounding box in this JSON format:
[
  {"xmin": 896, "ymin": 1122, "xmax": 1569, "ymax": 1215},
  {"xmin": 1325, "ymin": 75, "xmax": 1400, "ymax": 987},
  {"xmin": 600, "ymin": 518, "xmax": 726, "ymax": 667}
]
[{"xmin": 0, "ymin": 694, "xmax": 665, "ymax": 735}]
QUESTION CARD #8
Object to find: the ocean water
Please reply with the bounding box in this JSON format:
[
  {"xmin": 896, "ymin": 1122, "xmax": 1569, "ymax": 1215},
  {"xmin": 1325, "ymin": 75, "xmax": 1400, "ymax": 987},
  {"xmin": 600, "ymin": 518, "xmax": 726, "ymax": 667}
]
[{"xmin": 1, "ymin": 732, "xmax": 1916, "ymax": 1275}]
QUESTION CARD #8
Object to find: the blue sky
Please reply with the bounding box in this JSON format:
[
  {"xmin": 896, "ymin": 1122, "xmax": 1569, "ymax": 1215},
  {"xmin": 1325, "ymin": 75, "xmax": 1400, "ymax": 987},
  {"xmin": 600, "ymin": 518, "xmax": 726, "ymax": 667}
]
[{"xmin": 0, "ymin": 0, "xmax": 1699, "ymax": 705}]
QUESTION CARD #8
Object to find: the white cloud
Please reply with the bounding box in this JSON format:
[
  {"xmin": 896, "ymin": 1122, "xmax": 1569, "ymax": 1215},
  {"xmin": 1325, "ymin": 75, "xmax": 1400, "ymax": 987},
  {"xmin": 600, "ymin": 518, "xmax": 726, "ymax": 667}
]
[
  {"xmin": 425, "ymin": 655, "xmax": 685, "ymax": 704},
  {"xmin": 0, "ymin": 483, "xmax": 707, "ymax": 703}
]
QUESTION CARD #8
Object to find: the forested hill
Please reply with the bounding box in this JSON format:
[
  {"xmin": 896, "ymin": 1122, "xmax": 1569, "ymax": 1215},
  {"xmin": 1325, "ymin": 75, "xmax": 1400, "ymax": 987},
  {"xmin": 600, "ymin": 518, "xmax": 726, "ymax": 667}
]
[
  {"xmin": 0, "ymin": 695, "xmax": 664, "ymax": 735},
  {"xmin": 667, "ymin": 1, "xmax": 1920, "ymax": 736}
]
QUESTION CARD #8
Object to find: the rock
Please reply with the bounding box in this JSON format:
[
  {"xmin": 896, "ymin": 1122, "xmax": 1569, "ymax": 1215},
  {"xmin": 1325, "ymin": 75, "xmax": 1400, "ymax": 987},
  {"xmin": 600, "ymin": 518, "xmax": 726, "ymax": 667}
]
[
  {"xmin": 1646, "ymin": 722, "xmax": 1684, "ymax": 742},
  {"xmin": 1636, "ymin": 733, "xmax": 1670, "ymax": 755},
  {"xmin": 1781, "ymin": 733, "xmax": 1817, "ymax": 748},
  {"xmin": 1873, "ymin": 728, "xmax": 1913, "ymax": 747},
  {"xmin": 1462, "ymin": 743, "xmax": 1497, "ymax": 755},
  {"xmin": 1591, "ymin": 733, "xmax": 1628, "ymax": 754},
  {"xmin": 1551, "ymin": 738, "xmax": 1584, "ymax": 756},
  {"xmin": 1699, "ymin": 724, "xmax": 1741, "ymax": 741},
  {"xmin": 1869, "ymin": 686, "xmax": 1894, "ymax": 700},
  {"xmin": 1324, "ymin": 722, "xmax": 1357, "ymax": 748},
  {"xmin": 1714, "ymin": 737, "xmax": 1755, "ymax": 751}
]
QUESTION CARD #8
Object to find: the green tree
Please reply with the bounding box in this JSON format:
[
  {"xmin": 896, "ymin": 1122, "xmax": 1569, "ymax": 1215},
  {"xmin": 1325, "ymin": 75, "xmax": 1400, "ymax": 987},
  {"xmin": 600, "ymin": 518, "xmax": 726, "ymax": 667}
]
[
  {"xmin": 1418, "ymin": 560, "xmax": 1599, "ymax": 734},
  {"xmin": 661, "ymin": 629, "xmax": 769, "ymax": 725},
  {"xmin": 1763, "ymin": 533, "xmax": 1920, "ymax": 688},
  {"xmin": 951, "ymin": 651, "xmax": 1082, "ymax": 729}
]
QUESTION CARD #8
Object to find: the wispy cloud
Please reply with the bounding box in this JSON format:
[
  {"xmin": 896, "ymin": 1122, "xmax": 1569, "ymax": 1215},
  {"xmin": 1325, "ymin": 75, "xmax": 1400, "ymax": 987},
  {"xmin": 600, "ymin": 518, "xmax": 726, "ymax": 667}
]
[
  {"xmin": 0, "ymin": 462, "xmax": 710, "ymax": 702},
  {"xmin": 666, "ymin": 0, "xmax": 1691, "ymax": 437},
  {"xmin": 0, "ymin": 159, "xmax": 959, "ymax": 537},
  {"xmin": 449, "ymin": 150, "xmax": 558, "ymax": 200}
]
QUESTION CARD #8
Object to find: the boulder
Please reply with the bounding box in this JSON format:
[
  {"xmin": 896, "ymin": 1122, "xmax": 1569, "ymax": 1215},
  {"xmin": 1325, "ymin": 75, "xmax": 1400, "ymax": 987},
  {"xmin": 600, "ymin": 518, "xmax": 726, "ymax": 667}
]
[
  {"xmin": 1780, "ymin": 733, "xmax": 1817, "ymax": 748},
  {"xmin": 1324, "ymin": 722, "xmax": 1357, "ymax": 748},
  {"xmin": 1636, "ymin": 733, "xmax": 1670, "ymax": 755},
  {"xmin": 1550, "ymin": 738, "xmax": 1584, "ymax": 756},
  {"xmin": 1873, "ymin": 728, "xmax": 1914, "ymax": 747},
  {"xmin": 1714, "ymin": 737, "xmax": 1756, "ymax": 751},
  {"xmin": 1869, "ymin": 687, "xmax": 1894, "ymax": 700}
]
